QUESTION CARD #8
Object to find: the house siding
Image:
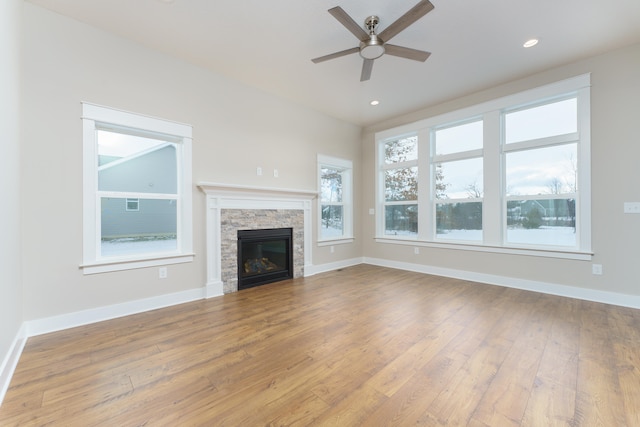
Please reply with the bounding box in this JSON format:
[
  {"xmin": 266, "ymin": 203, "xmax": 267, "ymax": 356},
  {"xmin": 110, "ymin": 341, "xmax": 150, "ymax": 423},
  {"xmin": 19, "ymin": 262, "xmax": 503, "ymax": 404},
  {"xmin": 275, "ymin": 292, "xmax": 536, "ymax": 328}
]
[{"xmin": 99, "ymin": 145, "xmax": 177, "ymax": 238}]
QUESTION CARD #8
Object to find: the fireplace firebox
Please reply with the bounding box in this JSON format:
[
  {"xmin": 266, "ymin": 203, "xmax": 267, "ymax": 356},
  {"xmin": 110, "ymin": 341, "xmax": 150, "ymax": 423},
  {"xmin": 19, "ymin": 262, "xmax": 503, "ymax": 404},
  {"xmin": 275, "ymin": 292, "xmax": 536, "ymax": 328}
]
[{"xmin": 237, "ymin": 228, "xmax": 293, "ymax": 290}]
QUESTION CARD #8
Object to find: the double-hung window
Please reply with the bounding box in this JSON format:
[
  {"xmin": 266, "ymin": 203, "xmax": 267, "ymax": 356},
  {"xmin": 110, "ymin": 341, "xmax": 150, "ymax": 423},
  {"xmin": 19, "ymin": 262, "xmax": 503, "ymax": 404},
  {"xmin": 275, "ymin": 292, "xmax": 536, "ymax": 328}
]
[
  {"xmin": 82, "ymin": 103, "xmax": 194, "ymax": 274},
  {"xmin": 375, "ymin": 74, "xmax": 591, "ymax": 259},
  {"xmin": 504, "ymin": 97, "xmax": 580, "ymax": 247},
  {"xmin": 433, "ymin": 119, "xmax": 484, "ymax": 242},
  {"xmin": 318, "ymin": 155, "xmax": 353, "ymax": 243},
  {"xmin": 381, "ymin": 135, "xmax": 419, "ymax": 237}
]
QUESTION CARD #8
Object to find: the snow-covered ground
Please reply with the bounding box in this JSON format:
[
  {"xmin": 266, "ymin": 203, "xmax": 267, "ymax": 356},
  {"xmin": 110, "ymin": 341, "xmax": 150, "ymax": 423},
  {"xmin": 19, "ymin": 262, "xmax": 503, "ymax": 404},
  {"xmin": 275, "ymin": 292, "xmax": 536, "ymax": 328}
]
[
  {"xmin": 389, "ymin": 226, "xmax": 576, "ymax": 247},
  {"xmin": 438, "ymin": 226, "xmax": 576, "ymax": 246},
  {"xmin": 320, "ymin": 225, "xmax": 343, "ymax": 239},
  {"xmin": 102, "ymin": 226, "xmax": 576, "ymax": 257},
  {"xmin": 101, "ymin": 238, "xmax": 177, "ymax": 257},
  {"xmin": 505, "ymin": 226, "xmax": 576, "ymax": 246}
]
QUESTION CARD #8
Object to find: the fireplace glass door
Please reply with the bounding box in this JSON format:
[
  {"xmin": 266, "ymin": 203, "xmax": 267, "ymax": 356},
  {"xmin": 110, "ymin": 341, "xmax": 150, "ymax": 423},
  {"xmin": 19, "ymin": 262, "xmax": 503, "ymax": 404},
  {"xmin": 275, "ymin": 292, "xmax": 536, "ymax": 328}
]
[{"xmin": 237, "ymin": 228, "xmax": 293, "ymax": 290}]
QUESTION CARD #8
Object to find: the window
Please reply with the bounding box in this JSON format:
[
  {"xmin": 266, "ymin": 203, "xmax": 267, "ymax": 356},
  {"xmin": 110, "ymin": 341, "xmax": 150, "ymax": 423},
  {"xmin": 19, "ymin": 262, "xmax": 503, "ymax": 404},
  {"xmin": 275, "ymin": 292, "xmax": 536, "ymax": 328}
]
[
  {"xmin": 125, "ymin": 198, "xmax": 140, "ymax": 212},
  {"xmin": 318, "ymin": 155, "xmax": 353, "ymax": 243},
  {"xmin": 82, "ymin": 103, "xmax": 193, "ymax": 274},
  {"xmin": 504, "ymin": 98, "xmax": 579, "ymax": 247},
  {"xmin": 433, "ymin": 120, "xmax": 483, "ymax": 242},
  {"xmin": 381, "ymin": 136, "xmax": 418, "ymax": 237},
  {"xmin": 375, "ymin": 74, "xmax": 591, "ymax": 259}
]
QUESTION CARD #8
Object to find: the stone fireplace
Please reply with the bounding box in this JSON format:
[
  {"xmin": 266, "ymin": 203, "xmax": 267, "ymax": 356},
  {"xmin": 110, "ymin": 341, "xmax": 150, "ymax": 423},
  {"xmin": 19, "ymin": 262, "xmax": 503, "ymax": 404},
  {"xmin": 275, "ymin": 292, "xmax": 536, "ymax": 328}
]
[
  {"xmin": 222, "ymin": 211, "xmax": 302, "ymax": 293},
  {"xmin": 198, "ymin": 182, "xmax": 316, "ymax": 297}
]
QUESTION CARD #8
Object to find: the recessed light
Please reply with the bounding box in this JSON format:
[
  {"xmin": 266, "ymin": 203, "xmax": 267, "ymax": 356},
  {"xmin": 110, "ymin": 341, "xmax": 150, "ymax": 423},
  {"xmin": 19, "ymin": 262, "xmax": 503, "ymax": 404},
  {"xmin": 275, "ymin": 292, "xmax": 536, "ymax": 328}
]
[
  {"xmin": 370, "ymin": 100, "xmax": 380, "ymax": 106},
  {"xmin": 523, "ymin": 38, "xmax": 539, "ymax": 48}
]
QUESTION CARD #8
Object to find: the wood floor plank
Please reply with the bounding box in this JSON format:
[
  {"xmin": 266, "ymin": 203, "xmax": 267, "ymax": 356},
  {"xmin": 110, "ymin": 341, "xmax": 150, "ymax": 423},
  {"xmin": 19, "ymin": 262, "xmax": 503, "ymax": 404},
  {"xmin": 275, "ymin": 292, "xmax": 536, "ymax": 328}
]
[
  {"xmin": 521, "ymin": 297, "xmax": 581, "ymax": 426},
  {"xmin": 360, "ymin": 352, "xmax": 468, "ymax": 426},
  {"xmin": 520, "ymin": 377, "xmax": 577, "ymax": 427},
  {"xmin": 572, "ymin": 301, "xmax": 629, "ymax": 426},
  {"xmin": 471, "ymin": 292, "xmax": 554, "ymax": 426},
  {"xmin": 1, "ymin": 265, "xmax": 639, "ymax": 426},
  {"xmin": 424, "ymin": 336, "xmax": 512, "ymax": 425},
  {"xmin": 365, "ymin": 321, "xmax": 463, "ymax": 398},
  {"xmin": 309, "ymin": 384, "xmax": 387, "ymax": 426}
]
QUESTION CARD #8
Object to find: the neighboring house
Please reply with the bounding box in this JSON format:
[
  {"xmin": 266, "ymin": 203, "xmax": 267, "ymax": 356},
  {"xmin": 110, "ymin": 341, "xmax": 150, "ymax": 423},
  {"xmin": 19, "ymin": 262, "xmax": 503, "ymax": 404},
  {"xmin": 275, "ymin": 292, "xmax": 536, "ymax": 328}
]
[
  {"xmin": 99, "ymin": 144, "xmax": 177, "ymax": 239},
  {"xmin": 507, "ymin": 199, "xmax": 576, "ymax": 227}
]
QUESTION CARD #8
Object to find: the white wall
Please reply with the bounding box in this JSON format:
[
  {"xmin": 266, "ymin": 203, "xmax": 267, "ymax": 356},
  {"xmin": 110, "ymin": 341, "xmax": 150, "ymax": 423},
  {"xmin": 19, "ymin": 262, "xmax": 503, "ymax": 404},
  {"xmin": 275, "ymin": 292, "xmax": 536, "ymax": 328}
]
[
  {"xmin": 0, "ymin": 0, "xmax": 24, "ymax": 401},
  {"xmin": 362, "ymin": 42, "xmax": 640, "ymax": 300},
  {"xmin": 20, "ymin": 3, "xmax": 361, "ymax": 321}
]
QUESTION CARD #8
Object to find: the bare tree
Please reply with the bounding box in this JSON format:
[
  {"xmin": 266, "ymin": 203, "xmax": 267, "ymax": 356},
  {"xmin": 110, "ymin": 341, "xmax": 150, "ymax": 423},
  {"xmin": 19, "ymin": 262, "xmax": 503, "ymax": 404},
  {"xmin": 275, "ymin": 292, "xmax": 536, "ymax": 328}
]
[
  {"xmin": 547, "ymin": 177, "xmax": 564, "ymax": 195},
  {"xmin": 565, "ymin": 153, "xmax": 578, "ymax": 193},
  {"xmin": 435, "ymin": 163, "xmax": 449, "ymax": 199},
  {"xmin": 466, "ymin": 180, "xmax": 483, "ymax": 199}
]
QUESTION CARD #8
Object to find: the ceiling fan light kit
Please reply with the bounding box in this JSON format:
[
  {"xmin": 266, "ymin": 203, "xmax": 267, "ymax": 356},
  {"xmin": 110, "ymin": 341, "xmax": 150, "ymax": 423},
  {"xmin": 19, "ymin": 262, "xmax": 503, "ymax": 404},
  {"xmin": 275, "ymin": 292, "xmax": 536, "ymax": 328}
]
[
  {"xmin": 312, "ymin": 0, "xmax": 434, "ymax": 81},
  {"xmin": 360, "ymin": 16, "xmax": 385, "ymax": 60}
]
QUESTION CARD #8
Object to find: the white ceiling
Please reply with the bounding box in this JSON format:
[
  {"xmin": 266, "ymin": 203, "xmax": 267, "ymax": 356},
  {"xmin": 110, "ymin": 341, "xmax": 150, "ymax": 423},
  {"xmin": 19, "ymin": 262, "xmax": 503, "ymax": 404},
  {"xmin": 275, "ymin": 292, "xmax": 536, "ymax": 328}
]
[{"xmin": 26, "ymin": 0, "xmax": 640, "ymax": 127}]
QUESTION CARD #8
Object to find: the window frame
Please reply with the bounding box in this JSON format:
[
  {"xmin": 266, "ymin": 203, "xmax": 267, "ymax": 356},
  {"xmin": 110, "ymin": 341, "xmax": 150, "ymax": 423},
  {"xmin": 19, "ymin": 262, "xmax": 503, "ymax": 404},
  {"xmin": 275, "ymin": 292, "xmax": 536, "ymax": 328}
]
[
  {"xmin": 375, "ymin": 74, "xmax": 592, "ymax": 260},
  {"xmin": 378, "ymin": 135, "xmax": 420, "ymax": 239},
  {"xmin": 317, "ymin": 154, "xmax": 353, "ymax": 245},
  {"xmin": 502, "ymin": 98, "xmax": 581, "ymax": 249},
  {"xmin": 432, "ymin": 118, "xmax": 484, "ymax": 243},
  {"xmin": 81, "ymin": 103, "xmax": 194, "ymax": 274}
]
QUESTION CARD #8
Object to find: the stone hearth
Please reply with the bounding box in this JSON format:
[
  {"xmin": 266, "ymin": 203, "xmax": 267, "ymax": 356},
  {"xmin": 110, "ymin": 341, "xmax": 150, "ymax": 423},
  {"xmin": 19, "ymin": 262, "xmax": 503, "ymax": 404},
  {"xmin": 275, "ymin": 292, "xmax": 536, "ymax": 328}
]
[{"xmin": 198, "ymin": 183, "xmax": 316, "ymax": 297}]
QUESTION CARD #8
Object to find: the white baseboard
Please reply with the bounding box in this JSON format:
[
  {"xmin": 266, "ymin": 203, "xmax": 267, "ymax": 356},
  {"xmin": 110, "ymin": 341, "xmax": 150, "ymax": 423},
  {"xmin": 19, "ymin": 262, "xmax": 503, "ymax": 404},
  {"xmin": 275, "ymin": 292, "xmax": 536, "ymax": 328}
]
[
  {"xmin": 304, "ymin": 257, "xmax": 364, "ymax": 277},
  {"xmin": 0, "ymin": 323, "xmax": 27, "ymax": 407},
  {"xmin": 364, "ymin": 257, "xmax": 640, "ymax": 310},
  {"xmin": 26, "ymin": 287, "xmax": 206, "ymax": 337},
  {"xmin": 205, "ymin": 280, "xmax": 224, "ymax": 298}
]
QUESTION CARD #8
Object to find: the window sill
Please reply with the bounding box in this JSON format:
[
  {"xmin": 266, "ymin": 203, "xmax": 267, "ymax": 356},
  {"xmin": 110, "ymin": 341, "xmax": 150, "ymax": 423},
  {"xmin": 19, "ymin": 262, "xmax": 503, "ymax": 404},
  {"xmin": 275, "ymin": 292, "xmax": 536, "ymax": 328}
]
[
  {"xmin": 81, "ymin": 253, "xmax": 195, "ymax": 275},
  {"xmin": 317, "ymin": 237, "xmax": 354, "ymax": 247},
  {"xmin": 374, "ymin": 237, "xmax": 592, "ymax": 261}
]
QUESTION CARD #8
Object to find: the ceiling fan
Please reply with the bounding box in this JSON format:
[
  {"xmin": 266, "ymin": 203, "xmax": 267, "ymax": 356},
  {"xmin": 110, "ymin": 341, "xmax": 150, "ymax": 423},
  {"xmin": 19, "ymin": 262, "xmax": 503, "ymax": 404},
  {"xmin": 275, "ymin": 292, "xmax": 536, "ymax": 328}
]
[{"xmin": 311, "ymin": 0, "xmax": 434, "ymax": 82}]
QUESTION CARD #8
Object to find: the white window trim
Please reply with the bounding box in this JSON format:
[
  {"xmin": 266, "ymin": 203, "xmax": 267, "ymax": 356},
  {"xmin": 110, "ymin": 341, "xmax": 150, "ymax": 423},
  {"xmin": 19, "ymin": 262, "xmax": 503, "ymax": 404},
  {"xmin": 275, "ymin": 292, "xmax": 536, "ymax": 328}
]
[
  {"xmin": 317, "ymin": 154, "xmax": 354, "ymax": 244},
  {"xmin": 374, "ymin": 74, "xmax": 592, "ymax": 260},
  {"xmin": 81, "ymin": 103, "xmax": 194, "ymax": 274}
]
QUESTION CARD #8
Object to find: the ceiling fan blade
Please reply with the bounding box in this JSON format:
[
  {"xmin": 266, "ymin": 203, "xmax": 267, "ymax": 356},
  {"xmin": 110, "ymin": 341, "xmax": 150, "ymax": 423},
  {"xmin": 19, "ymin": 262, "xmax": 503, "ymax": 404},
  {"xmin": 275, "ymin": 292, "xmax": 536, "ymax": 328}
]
[
  {"xmin": 328, "ymin": 6, "xmax": 369, "ymax": 41},
  {"xmin": 360, "ymin": 59, "xmax": 374, "ymax": 81},
  {"xmin": 311, "ymin": 47, "xmax": 360, "ymax": 63},
  {"xmin": 378, "ymin": 0, "xmax": 434, "ymax": 43},
  {"xmin": 384, "ymin": 44, "xmax": 431, "ymax": 62}
]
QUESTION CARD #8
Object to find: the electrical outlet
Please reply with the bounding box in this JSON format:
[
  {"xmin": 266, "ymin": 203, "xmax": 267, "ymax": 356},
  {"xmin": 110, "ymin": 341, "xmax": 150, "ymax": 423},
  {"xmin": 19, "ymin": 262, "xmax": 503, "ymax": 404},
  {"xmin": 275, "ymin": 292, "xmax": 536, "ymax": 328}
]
[
  {"xmin": 623, "ymin": 202, "xmax": 640, "ymax": 214},
  {"xmin": 414, "ymin": 247, "xmax": 420, "ymax": 255},
  {"xmin": 256, "ymin": 167, "xmax": 262, "ymax": 176},
  {"xmin": 273, "ymin": 169, "xmax": 279, "ymax": 178},
  {"xmin": 592, "ymin": 264, "xmax": 603, "ymax": 275},
  {"xmin": 369, "ymin": 208, "xmax": 375, "ymax": 215},
  {"xmin": 330, "ymin": 246, "xmax": 335, "ymax": 253},
  {"xmin": 159, "ymin": 267, "xmax": 168, "ymax": 279}
]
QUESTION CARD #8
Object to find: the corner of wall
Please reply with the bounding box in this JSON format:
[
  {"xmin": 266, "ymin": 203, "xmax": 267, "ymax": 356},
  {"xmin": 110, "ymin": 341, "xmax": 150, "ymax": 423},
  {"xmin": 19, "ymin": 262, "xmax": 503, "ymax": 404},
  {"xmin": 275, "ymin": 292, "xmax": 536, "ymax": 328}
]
[{"xmin": 0, "ymin": 323, "xmax": 28, "ymax": 407}]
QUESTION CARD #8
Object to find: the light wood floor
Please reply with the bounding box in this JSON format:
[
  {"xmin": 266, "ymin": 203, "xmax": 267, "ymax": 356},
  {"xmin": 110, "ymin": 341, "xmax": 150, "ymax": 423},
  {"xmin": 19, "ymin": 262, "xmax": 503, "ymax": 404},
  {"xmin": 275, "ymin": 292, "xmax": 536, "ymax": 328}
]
[{"xmin": 2, "ymin": 265, "xmax": 639, "ymax": 426}]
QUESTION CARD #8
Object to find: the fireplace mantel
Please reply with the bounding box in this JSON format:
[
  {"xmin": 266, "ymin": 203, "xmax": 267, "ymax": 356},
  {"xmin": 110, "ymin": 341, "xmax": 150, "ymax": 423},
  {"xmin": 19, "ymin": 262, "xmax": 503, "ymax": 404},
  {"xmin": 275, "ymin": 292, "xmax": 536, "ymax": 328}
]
[
  {"xmin": 198, "ymin": 182, "xmax": 316, "ymax": 297},
  {"xmin": 198, "ymin": 182, "xmax": 317, "ymax": 200}
]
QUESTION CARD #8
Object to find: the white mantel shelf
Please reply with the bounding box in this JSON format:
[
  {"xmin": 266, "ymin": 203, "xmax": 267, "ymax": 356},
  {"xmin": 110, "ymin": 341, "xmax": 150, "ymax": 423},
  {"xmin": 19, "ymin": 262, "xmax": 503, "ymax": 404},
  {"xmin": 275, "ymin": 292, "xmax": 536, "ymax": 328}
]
[
  {"xmin": 197, "ymin": 182, "xmax": 315, "ymax": 298},
  {"xmin": 198, "ymin": 182, "xmax": 317, "ymax": 199}
]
